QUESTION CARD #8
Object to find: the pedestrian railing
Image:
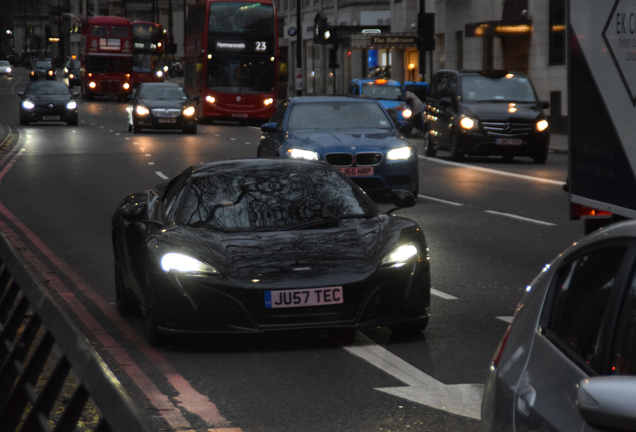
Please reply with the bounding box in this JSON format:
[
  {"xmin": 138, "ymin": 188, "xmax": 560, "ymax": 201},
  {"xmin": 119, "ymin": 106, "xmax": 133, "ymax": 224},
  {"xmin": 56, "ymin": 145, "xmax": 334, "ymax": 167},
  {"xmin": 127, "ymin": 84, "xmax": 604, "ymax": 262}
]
[{"xmin": 0, "ymin": 232, "xmax": 152, "ymax": 432}]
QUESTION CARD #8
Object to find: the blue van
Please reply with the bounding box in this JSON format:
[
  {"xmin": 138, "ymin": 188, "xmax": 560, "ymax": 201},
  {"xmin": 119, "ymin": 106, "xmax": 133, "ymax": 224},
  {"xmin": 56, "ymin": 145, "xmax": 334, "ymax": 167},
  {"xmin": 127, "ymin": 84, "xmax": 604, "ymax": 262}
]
[{"xmin": 347, "ymin": 78, "xmax": 412, "ymax": 121}]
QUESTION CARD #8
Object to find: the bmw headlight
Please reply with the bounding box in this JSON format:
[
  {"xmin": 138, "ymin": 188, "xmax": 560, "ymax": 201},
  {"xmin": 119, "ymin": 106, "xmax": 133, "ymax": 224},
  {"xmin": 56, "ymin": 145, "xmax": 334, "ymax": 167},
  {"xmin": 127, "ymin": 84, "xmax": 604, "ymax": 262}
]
[
  {"xmin": 161, "ymin": 253, "xmax": 219, "ymax": 275},
  {"xmin": 287, "ymin": 148, "xmax": 319, "ymax": 160},
  {"xmin": 136, "ymin": 105, "xmax": 150, "ymax": 116},
  {"xmin": 381, "ymin": 245, "xmax": 419, "ymax": 268},
  {"xmin": 183, "ymin": 106, "xmax": 196, "ymax": 116},
  {"xmin": 387, "ymin": 146, "xmax": 412, "ymax": 160},
  {"xmin": 22, "ymin": 100, "xmax": 35, "ymax": 110},
  {"xmin": 536, "ymin": 119, "xmax": 549, "ymax": 132},
  {"xmin": 66, "ymin": 101, "xmax": 77, "ymax": 110},
  {"xmin": 460, "ymin": 116, "xmax": 477, "ymax": 130}
]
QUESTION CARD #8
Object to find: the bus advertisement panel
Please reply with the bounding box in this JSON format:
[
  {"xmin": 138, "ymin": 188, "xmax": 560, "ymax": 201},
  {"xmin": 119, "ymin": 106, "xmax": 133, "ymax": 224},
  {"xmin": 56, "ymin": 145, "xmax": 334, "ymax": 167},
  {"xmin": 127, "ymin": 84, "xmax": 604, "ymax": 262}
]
[
  {"xmin": 184, "ymin": 0, "xmax": 278, "ymax": 123},
  {"xmin": 132, "ymin": 21, "xmax": 165, "ymax": 85},
  {"xmin": 80, "ymin": 16, "xmax": 133, "ymax": 100}
]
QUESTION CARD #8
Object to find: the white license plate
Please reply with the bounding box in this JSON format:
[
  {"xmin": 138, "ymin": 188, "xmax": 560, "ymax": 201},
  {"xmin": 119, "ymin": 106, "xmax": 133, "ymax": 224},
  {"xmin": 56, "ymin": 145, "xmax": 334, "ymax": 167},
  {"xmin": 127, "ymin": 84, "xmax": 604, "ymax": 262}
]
[
  {"xmin": 42, "ymin": 116, "xmax": 60, "ymax": 121},
  {"xmin": 496, "ymin": 138, "xmax": 522, "ymax": 145},
  {"xmin": 158, "ymin": 118, "xmax": 177, "ymax": 123},
  {"xmin": 232, "ymin": 113, "xmax": 248, "ymax": 118},
  {"xmin": 338, "ymin": 166, "xmax": 374, "ymax": 176},
  {"xmin": 264, "ymin": 286, "xmax": 343, "ymax": 309}
]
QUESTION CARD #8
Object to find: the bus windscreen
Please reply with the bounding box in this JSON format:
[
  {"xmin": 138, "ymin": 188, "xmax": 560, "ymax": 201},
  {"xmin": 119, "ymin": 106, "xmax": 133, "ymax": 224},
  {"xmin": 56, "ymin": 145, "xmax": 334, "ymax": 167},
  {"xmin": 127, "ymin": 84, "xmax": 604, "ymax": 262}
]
[{"xmin": 207, "ymin": 55, "xmax": 275, "ymax": 94}]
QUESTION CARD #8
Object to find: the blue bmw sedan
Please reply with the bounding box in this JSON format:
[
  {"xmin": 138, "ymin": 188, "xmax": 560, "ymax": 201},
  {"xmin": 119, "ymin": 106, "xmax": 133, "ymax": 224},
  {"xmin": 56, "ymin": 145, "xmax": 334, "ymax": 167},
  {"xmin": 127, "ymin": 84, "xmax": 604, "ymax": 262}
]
[{"xmin": 257, "ymin": 96, "xmax": 419, "ymax": 196}]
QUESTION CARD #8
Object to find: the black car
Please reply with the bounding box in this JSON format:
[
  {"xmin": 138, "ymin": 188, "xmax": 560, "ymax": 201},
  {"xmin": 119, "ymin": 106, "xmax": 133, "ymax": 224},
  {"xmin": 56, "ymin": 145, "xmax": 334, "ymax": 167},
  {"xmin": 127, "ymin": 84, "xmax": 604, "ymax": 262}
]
[
  {"xmin": 127, "ymin": 82, "xmax": 197, "ymax": 134},
  {"xmin": 424, "ymin": 69, "xmax": 551, "ymax": 163},
  {"xmin": 18, "ymin": 80, "xmax": 79, "ymax": 126},
  {"xmin": 112, "ymin": 158, "xmax": 430, "ymax": 345},
  {"xmin": 258, "ymin": 96, "xmax": 419, "ymax": 196},
  {"xmin": 63, "ymin": 58, "xmax": 81, "ymax": 87},
  {"xmin": 30, "ymin": 59, "xmax": 55, "ymax": 81}
]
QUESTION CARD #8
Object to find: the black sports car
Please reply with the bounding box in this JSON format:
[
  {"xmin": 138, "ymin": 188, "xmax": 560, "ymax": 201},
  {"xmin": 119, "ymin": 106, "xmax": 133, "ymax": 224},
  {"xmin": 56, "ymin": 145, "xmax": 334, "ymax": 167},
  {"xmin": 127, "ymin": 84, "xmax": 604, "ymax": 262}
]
[
  {"xmin": 18, "ymin": 80, "xmax": 79, "ymax": 126},
  {"xmin": 127, "ymin": 82, "xmax": 198, "ymax": 134},
  {"xmin": 30, "ymin": 59, "xmax": 55, "ymax": 80},
  {"xmin": 112, "ymin": 158, "xmax": 431, "ymax": 345}
]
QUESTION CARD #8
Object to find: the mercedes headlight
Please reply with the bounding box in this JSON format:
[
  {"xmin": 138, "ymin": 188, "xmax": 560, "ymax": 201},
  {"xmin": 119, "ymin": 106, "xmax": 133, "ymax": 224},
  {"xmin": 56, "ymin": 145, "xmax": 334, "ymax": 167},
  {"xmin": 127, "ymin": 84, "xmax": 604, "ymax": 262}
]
[
  {"xmin": 183, "ymin": 106, "xmax": 196, "ymax": 116},
  {"xmin": 287, "ymin": 148, "xmax": 319, "ymax": 160},
  {"xmin": 161, "ymin": 253, "xmax": 219, "ymax": 275},
  {"xmin": 460, "ymin": 116, "xmax": 477, "ymax": 130},
  {"xmin": 381, "ymin": 245, "xmax": 419, "ymax": 268},
  {"xmin": 136, "ymin": 105, "xmax": 150, "ymax": 116},
  {"xmin": 387, "ymin": 147, "xmax": 412, "ymax": 160},
  {"xmin": 66, "ymin": 101, "xmax": 77, "ymax": 110},
  {"xmin": 22, "ymin": 100, "xmax": 35, "ymax": 110},
  {"xmin": 536, "ymin": 119, "xmax": 549, "ymax": 132}
]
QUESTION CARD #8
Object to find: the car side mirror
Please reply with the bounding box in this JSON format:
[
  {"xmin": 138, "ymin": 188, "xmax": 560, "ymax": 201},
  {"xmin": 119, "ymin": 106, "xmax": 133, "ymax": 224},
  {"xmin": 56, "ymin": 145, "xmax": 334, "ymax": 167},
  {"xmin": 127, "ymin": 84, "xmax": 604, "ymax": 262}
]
[
  {"xmin": 121, "ymin": 203, "xmax": 147, "ymax": 221},
  {"xmin": 540, "ymin": 100, "xmax": 550, "ymax": 109},
  {"xmin": 16, "ymin": 92, "xmax": 24, "ymax": 97},
  {"xmin": 261, "ymin": 122, "xmax": 278, "ymax": 133},
  {"xmin": 440, "ymin": 96, "xmax": 453, "ymax": 107},
  {"xmin": 386, "ymin": 189, "xmax": 416, "ymax": 214},
  {"xmin": 398, "ymin": 120, "xmax": 414, "ymax": 136},
  {"xmin": 577, "ymin": 376, "xmax": 636, "ymax": 431}
]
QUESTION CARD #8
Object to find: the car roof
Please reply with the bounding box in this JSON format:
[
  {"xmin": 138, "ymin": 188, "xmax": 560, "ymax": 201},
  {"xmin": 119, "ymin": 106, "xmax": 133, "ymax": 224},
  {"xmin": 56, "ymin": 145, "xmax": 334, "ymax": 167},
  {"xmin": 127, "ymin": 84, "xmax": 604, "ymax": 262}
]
[
  {"xmin": 435, "ymin": 69, "xmax": 529, "ymax": 78},
  {"xmin": 287, "ymin": 95, "xmax": 378, "ymax": 104},
  {"xmin": 353, "ymin": 78, "xmax": 403, "ymax": 86}
]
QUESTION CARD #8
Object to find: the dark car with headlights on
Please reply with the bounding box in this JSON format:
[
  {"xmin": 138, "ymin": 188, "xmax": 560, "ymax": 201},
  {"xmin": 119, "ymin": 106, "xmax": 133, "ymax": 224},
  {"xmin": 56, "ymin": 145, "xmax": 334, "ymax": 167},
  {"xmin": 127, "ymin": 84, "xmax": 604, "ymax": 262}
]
[
  {"xmin": 30, "ymin": 59, "xmax": 56, "ymax": 81},
  {"xmin": 258, "ymin": 96, "xmax": 419, "ymax": 196},
  {"xmin": 112, "ymin": 158, "xmax": 430, "ymax": 345},
  {"xmin": 127, "ymin": 82, "xmax": 197, "ymax": 134},
  {"xmin": 18, "ymin": 80, "xmax": 79, "ymax": 126},
  {"xmin": 63, "ymin": 58, "xmax": 81, "ymax": 87},
  {"xmin": 424, "ymin": 69, "xmax": 550, "ymax": 163},
  {"xmin": 482, "ymin": 220, "xmax": 636, "ymax": 432}
]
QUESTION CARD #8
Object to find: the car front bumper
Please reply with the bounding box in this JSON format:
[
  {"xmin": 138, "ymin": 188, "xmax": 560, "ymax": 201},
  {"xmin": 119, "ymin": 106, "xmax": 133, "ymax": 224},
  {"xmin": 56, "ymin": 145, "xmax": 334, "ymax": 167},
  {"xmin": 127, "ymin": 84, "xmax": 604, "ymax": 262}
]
[
  {"xmin": 21, "ymin": 106, "xmax": 78, "ymax": 123},
  {"xmin": 455, "ymin": 127, "xmax": 550, "ymax": 157}
]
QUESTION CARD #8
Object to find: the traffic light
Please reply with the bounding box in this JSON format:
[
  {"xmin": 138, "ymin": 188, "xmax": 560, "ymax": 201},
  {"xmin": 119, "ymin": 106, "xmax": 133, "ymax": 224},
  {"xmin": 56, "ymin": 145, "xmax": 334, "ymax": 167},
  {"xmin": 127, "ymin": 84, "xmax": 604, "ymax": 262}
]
[
  {"xmin": 418, "ymin": 13, "xmax": 435, "ymax": 51},
  {"xmin": 313, "ymin": 12, "xmax": 331, "ymax": 44}
]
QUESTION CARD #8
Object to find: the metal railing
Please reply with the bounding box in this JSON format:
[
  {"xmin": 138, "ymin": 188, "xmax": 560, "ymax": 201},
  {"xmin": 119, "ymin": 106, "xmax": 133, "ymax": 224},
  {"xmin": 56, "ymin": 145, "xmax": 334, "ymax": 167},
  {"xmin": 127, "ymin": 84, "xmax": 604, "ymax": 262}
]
[{"xmin": 0, "ymin": 231, "xmax": 153, "ymax": 432}]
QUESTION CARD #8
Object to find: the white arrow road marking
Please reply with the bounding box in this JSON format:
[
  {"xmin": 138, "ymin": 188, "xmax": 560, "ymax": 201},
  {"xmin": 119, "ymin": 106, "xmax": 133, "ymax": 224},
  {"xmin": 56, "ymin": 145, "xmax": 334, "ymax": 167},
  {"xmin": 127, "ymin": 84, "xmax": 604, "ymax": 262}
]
[
  {"xmin": 497, "ymin": 316, "xmax": 514, "ymax": 324},
  {"xmin": 431, "ymin": 289, "xmax": 458, "ymax": 300},
  {"xmin": 344, "ymin": 332, "xmax": 484, "ymax": 420}
]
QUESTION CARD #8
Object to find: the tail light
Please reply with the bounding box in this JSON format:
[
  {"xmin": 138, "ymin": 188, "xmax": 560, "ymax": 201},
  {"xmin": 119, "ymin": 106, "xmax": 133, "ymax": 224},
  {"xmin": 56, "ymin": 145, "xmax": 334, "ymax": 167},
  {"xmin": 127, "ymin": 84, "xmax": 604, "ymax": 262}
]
[{"xmin": 491, "ymin": 324, "xmax": 512, "ymax": 369}]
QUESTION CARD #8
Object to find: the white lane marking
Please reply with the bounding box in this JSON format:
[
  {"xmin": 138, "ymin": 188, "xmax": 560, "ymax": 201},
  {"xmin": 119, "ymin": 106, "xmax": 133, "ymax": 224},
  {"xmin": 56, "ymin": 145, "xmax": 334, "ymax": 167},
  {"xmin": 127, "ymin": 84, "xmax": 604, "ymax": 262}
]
[
  {"xmin": 497, "ymin": 316, "xmax": 514, "ymax": 324},
  {"xmin": 149, "ymin": 162, "xmax": 155, "ymax": 165},
  {"xmin": 485, "ymin": 210, "xmax": 556, "ymax": 226},
  {"xmin": 245, "ymin": 142, "xmax": 251, "ymax": 145},
  {"xmin": 215, "ymin": 134, "xmax": 220, "ymax": 137},
  {"xmin": 420, "ymin": 156, "xmax": 565, "ymax": 186},
  {"xmin": 249, "ymin": 126, "xmax": 261, "ymax": 129},
  {"xmin": 431, "ymin": 289, "xmax": 458, "ymax": 300},
  {"xmin": 419, "ymin": 194, "xmax": 464, "ymax": 206},
  {"xmin": 344, "ymin": 332, "xmax": 484, "ymax": 419},
  {"xmin": 145, "ymin": 154, "xmax": 151, "ymax": 157},
  {"xmin": 230, "ymin": 138, "xmax": 236, "ymax": 141},
  {"xmin": 155, "ymin": 171, "xmax": 169, "ymax": 180}
]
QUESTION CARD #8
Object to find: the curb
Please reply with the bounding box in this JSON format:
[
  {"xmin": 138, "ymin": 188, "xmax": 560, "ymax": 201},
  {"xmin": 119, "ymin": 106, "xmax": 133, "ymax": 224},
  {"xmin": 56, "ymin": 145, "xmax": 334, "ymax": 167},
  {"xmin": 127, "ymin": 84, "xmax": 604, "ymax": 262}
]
[{"xmin": 0, "ymin": 121, "xmax": 15, "ymax": 153}]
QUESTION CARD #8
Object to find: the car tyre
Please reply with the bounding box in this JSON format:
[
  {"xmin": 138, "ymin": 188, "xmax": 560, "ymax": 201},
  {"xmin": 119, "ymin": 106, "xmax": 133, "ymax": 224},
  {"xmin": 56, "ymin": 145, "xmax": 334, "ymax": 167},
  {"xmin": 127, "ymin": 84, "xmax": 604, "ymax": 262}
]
[
  {"xmin": 450, "ymin": 133, "xmax": 464, "ymax": 162},
  {"xmin": 424, "ymin": 131, "xmax": 437, "ymax": 157},
  {"xmin": 67, "ymin": 118, "xmax": 78, "ymax": 127},
  {"xmin": 115, "ymin": 263, "xmax": 139, "ymax": 316},
  {"xmin": 533, "ymin": 147, "xmax": 549, "ymax": 164},
  {"xmin": 145, "ymin": 305, "xmax": 164, "ymax": 346},
  {"xmin": 390, "ymin": 318, "xmax": 429, "ymax": 336},
  {"xmin": 19, "ymin": 115, "xmax": 29, "ymax": 126}
]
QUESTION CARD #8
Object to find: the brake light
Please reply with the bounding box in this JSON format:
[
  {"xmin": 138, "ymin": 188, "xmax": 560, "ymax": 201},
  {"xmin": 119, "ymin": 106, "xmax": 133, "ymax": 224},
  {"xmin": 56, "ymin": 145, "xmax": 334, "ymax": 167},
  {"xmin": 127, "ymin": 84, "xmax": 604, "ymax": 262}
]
[
  {"xmin": 570, "ymin": 203, "xmax": 612, "ymax": 220},
  {"xmin": 491, "ymin": 324, "xmax": 512, "ymax": 369}
]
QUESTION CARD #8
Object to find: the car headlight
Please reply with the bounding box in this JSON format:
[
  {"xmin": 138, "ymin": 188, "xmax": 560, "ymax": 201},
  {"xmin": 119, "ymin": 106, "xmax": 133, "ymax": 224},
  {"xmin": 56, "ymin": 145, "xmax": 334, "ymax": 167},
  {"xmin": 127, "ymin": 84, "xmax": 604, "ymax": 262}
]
[
  {"xmin": 69, "ymin": 73, "xmax": 74, "ymax": 79},
  {"xmin": 123, "ymin": 82, "xmax": 131, "ymax": 90},
  {"xmin": 536, "ymin": 119, "xmax": 549, "ymax": 132},
  {"xmin": 381, "ymin": 245, "xmax": 419, "ymax": 268},
  {"xmin": 156, "ymin": 71, "xmax": 163, "ymax": 78},
  {"xmin": 161, "ymin": 253, "xmax": 219, "ymax": 275},
  {"xmin": 163, "ymin": 65, "xmax": 169, "ymax": 72},
  {"xmin": 64, "ymin": 67, "xmax": 69, "ymax": 73},
  {"xmin": 88, "ymin": 81, "xmax": 96, "ymax": 89},
  {"xmin": 136, "ymin": 105, "xmax": 150, "ymax": 116},
  {"xmin": 183, "ymin": 106, "xmax": 196, "ymax": 116},
  {"xmin": 460, "ymin": 116, "xmax": 477, "ymax": 130},
  {"xmin": 22, "ymin": 100, "xmax": 35, "ymax": 110},
  {"xmin": 287, "ymin": 148, "xmax": 319, "ymax": 160},
  {"xmin": 402, "ymin": 109, "xmax": 412, "ymax": 119},
  {"xmin": 66, "ymin": 101, "xmax": 77, "ymax": 110},
  {"xmin": 206, "ymin": 95, "xmax": 215, "ymax": 104},
  {"xmin": 387, "ymin": 146, "xmax": 412, "ymax": 160},
  {"xmin": 7, "ymin": 67, "xmax": 12, "ymax": 73},
  {"xmin": 264, "ymin": 98, "xmax": 274, "ymax": 106},
  {"xmin": 48, "ymin": 70, "xmax": 54, "ymax": 76}
]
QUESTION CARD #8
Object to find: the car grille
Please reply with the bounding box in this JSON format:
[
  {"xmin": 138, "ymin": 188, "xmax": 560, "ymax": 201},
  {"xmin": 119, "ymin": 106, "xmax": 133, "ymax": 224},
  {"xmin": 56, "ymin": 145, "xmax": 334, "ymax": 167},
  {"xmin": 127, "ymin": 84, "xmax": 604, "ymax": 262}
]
[
  {"xmin": 325, "ymin": 153, "xmax": 353, "ymax": 166},
  {"xmin": 324, "ymin": 152, "xmax": 383, "ymax": 167},
  {"xmin": 356, "ymin": 152, "xmax": 383, "ymax": 166},
  {"xmin": 152, "ymin": 108, "xmax": 181, "ymax": 118},
  {"xmin": 100, "ymin": 80, "xmax": 121, "ymax": 94},
  {"xmin": 482, "ymin": 121, "xmax": 534, "ymax": 137}
]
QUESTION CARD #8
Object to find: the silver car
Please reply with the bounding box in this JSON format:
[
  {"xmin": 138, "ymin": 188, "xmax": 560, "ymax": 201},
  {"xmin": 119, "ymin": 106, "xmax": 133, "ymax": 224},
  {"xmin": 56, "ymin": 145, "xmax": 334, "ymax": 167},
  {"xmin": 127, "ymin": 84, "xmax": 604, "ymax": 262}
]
[
  {"xmin": 0, "ymin": 60, "xmax": 12, "ymax": 77},
  {"xmin": 482, "ymin": 221, "xmax": 636, "ymax": 431}
]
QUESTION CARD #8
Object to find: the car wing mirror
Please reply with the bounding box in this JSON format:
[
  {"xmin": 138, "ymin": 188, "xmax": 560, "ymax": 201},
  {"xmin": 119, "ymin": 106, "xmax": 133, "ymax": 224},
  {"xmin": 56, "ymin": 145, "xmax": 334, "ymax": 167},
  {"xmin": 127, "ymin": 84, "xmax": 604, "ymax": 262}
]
[
  {"xmin": 540, "ymin": 100, "xmax": 550, "ymax": 109},
  {"xmin": 577, "ymin": 376, "xmax": 636, "ymax": 431},
  {"xmin": 121, "ymin": 203, "xmax": 147, "ymax": 221},
  {"xmin": 261, "ymin": 122, "xmax": 278, "ymax": 133},
  {"xmin": 386, "ymin": 189, "xmax": 416, "ymax": 214}
]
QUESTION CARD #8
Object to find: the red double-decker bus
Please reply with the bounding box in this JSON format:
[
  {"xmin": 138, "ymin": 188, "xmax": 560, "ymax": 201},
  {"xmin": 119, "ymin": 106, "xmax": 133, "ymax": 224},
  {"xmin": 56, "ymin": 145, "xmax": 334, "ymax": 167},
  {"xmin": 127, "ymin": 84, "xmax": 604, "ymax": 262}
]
[
  {"xmin": 80, "ymin": 16, "xmax": 133, "ymax": 101},
  {"xmin": 184, "ymin": 0, "xmax": 278, "ymax": 123},
  {"xmin": 131, "ymin": 21, "xmax": 165, "ymax": 85}
]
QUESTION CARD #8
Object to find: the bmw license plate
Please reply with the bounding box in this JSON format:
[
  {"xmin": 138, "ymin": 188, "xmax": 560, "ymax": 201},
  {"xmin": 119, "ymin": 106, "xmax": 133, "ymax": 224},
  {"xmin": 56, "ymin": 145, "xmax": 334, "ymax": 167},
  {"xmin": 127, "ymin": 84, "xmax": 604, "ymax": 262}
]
[
  {"xmin": 495, "ymin": 138, "xmax": 522, "ymax": 145},
  {"xmin": 264, "ymin": 287, "xmax": 343, "ymax": 309},
  {"xmin": 158, "ymin": 118, "xmax": 177, "ymax": 123},
  {"xmin": 338, "ymin": 167, "xmax": 374, "ymax": 176},
  {"xmin": 42, "ymin": 116, "xmax": 60, "ymax": 121}
]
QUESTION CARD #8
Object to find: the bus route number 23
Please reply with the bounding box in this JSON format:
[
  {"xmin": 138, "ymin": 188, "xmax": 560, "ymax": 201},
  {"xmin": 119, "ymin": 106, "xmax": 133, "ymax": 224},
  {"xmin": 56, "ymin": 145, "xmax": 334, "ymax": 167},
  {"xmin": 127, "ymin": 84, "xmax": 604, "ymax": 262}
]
[{"xmin": 255, "ymin": 41, "xmax": 267, "ymax": 51}]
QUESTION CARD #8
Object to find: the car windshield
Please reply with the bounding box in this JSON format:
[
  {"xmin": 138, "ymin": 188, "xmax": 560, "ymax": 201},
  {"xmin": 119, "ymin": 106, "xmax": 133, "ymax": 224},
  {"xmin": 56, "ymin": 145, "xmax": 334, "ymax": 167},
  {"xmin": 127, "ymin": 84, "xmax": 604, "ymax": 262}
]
[
  {"xmin": 27, "ymin": 82, "xmax": 70, "ymax": 95},
  {"xmin": 139, "ymin": 86, "xmax": 187, "ymax": 99},
  {"xmin": 178, "ymin": 166, "xmax": 374, "ymax": 232},
  {"xmin": 0, "ymin": 61, "xmax": 9, "ymax": 66},
  {"xmin": 34, "ymin": 60, "xmax": 52, "ymax": 68},
  {"xmin": 461, "ymin": 75, "xmax": 537, "ymax": 103},
  {"xmin": 361, "ymin": 83, "xmax": 404, "ymax": 101},
  {"xmin": 287, "ymin": 101, "xmax": 392, "ymax": 130}
]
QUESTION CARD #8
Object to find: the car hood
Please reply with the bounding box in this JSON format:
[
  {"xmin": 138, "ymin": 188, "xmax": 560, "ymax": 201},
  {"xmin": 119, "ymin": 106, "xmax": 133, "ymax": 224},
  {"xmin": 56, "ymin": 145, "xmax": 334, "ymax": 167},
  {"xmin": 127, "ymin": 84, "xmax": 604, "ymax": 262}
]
[
  {"xmin": 285, "ymin": 129, "xmax": 408, "ymax": 152},
  {"xmin": 142, "ymin": 99, "xmax": 188, "ymax": 109},
  {"xmin": 460, "ymin": 102, "xmax": 543, "ymax": 122},
  {"xmin": 378, "ymin": 100, "xmax": 408, "ymax": 110},
  {"xmin": 28, "ymin": 95, "xmax": 72, "ymax": 105},
  {"xmin": 149, "ymin": 216, "xmax": 409, "ymax": 286}
]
